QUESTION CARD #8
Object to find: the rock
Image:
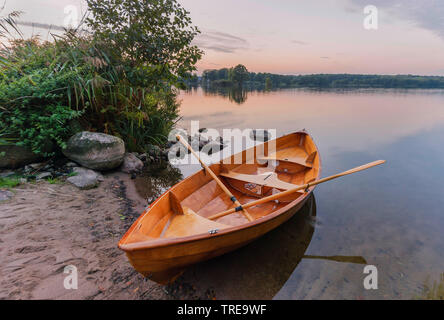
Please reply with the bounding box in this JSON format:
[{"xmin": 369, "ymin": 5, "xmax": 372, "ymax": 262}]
[
  {"xmin": 28, "ymin": 162, "xmax": 46, "ymax": 170},
  {"xmin": 62, "ymin": 132, "xmax": 125, "ymax": 171},
  {"xmin": 0, "ymin": 171, "xmax": 16, "ymax": 178},
  {"xmin": 65, "ymin": 162, "xmax": 78, "ymax": 168},
  {"xmin": 190, "ymin": 134, "xmax": 208, "ymax": 150},
  {"xmin": 166, "ymin": 140, "xmax": 175, "ymax": 149},
  {"xmin": 0, "ymin": 190, "xmax": 14, "ymax": 201},
  {"xmin": 19, "ymin": 178, "xmax": 27, "ymax": 184},
  {"xmin": 201, "ymin": 140, "xmax": 225, "ymax": 155},
  {"xmin": 250, "ymin": 129, "xmax": 271, "ymax": 142},
  {"xmin": 120, "ymin": 153, "xmax": 144, "ymax": 174},
  {"xmin": 67, "ymin": 167, "xmax": 103, "ymax": 190},
  {"xmin": 167, "ymin": 145, "xmax": 187, "ymax": 160},
  {"xmin": 0, "ymin": 145, "xmax": 44, "ymax": 169},
  {"xmin": 138, "ymin": 153, "xmax": 147, "ymax": 162},
  {"xmin": 147, "ymin": 144, "xmax": 162, "ymax": 157},
  {"xmin": 161, "ymin": 149, "xmax": 169, "ymax": 160},
  {"xmin": 216, "ymin": 136, "xmax": 224, "ymax": 144},
  {"xmin": 36, "ymin": 172, "xmax": 52, "ymax": 180}
]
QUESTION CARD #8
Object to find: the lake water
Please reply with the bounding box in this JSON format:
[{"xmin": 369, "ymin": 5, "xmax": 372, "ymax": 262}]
[{"xmin": 140, "ymin": 87, "xmax": 444, "ymax": 299}]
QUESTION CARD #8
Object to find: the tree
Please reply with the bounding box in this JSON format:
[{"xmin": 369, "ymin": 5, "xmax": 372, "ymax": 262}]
[
  {"xmin": 86, "ymin": 0, "xmax": 203, "ymax": 84},
  {"xmin": 229, "ymin": 64, "xmax": 249, "ymax": 85},
  {"xmin": 265, "ymin": 77, "xmax": 272, "ymax": 90}
]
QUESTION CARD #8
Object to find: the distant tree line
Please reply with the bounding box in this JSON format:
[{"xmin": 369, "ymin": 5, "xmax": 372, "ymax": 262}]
[{"xmin": 186, "ymin": 64, "xmax": 444, "ymax": 89}]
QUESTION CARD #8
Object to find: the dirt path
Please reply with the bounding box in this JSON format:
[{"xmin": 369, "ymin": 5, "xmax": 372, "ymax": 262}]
[{"xmin": 0, "ymin": 173, "xmax": 170, "ymax": 300}]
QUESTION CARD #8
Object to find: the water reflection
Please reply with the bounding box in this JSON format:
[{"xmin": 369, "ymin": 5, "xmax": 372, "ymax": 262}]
[
  {"xmin": 166, "ymin": 194, "xmax": 317, "ymax": 299},
  {"xmin": 135, "ymin": 87, "xmax": 444, "ymax": 299},
  {"xmin": 134, "ymin": 161, "xmax": 183, "ymax": 204},
  {"xmin": 199, "ymin": 85, "xmax": 249, "ymax": 104}
]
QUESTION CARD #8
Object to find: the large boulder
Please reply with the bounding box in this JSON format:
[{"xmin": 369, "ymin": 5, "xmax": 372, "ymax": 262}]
[
  {"xmin": 0, "ymin": 145, "xmax": 43, "ymax": 169},
  {"xmin": 63, "ymin": 132, "xmax": 125, "ymax": 171}
]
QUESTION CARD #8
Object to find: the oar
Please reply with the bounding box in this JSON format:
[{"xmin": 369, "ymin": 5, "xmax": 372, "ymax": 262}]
[
  {"xmin": 208, "ymin": 160, "xmax": 386, "ymax": 221},
  {"xmin": 176, "ymin": 135, "xmax": 254, "ymax": 222}
]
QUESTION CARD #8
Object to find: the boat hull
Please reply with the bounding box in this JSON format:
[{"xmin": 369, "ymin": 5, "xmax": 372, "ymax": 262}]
[
  {"xmin": 123, "ymin": 192, "xmax": 311, "ymax": 284},
  {"xmin": 119, "ymin": 130, "xmax": 321, "ymax": 284}
]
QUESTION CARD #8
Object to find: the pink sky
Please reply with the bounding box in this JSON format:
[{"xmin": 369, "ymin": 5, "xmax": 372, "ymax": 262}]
[{"xmin": 6, "ymin": 0, "xmax": 444, "ymax": 75}]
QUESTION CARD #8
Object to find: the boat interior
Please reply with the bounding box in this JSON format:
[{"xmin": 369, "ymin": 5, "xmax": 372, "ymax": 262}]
[{"xmin": 121, "ymin": 132, "xmax": 320, "ymax": 244}]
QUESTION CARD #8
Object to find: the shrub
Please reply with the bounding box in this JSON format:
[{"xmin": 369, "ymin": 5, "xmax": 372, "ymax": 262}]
[
  {"xmin": 0, "ymin": 38, "xmax": 83, "ymax": 156},
  {"xmin": 0, "ymin": 0, "xmax": 203, "ymax": 155}
]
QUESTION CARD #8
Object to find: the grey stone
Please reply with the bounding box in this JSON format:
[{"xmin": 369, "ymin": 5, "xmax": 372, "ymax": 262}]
[
  {"xmin": 138, "ymin": 153, "xmax": 147, "ymax": 162},
  {"xmin": 120, "ymin": 153, "xmax": 144, "ymax": 174},
  {"xmin": 65, "ymin": 162, "xmax": 78, "ymax": 168},
  {"xmin": 250, "ymin": 129, "xmax": 271, "ymax": 142},
  {"xmin": 0, "ymin": 190, "xmax": 14, "ymax": 201},
  {"xmin": 36, "ymin": 172, "xmax": 52, "ymax": 180},
  {"xmin": 190, "ymin": 134, "xmax": 208, "ymax": 150},
  {"xmin": 29, "ymin": 162, "xmax": 46, "ymax": 170},
  {"xmin": 201, "ymin": 140, "xmax": 225, "ymax": 155},
  {"xmin": 147, "ymin": 144, "xmax": 162, "ymax": 157},
  {"xmin": 0, "ymin": 171, "xmax": 16, "ymax": 178},
  {"xmin": 67, "ymin": 167, "xmax": 103, "ymax": 190},
  {"xmin": 0, "ymin": 145, "xmax": 43, "ymax": 169},
  {"xmin": 62, "ymin": 132, "xmax": 125, "ymax": 171}
]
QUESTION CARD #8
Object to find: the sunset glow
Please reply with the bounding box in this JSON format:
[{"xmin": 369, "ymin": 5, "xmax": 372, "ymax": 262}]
[{"xmin": 6, "ymin": 0, "xmax": 444, "ymax": 75}]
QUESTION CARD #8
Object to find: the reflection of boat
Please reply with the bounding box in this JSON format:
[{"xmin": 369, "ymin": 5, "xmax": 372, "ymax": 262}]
[
  {"xmin": 118, "ymin": 131, "xmax": 321, "ymax": 284},
  {"xmin": 170, "ymin": 194, "xmax": 317, "ymax": 299}
]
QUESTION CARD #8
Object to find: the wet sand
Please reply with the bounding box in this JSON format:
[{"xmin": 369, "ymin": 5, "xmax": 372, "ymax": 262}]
[{"xmin": 0, "ymin": 173, "xmax": 172, "ymax": 300}]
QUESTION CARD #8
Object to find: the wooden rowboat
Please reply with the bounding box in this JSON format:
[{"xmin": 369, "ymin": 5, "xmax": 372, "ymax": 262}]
[{"xmin": 118, "ymin": 130, "xmax": 321, "ymax": 283}]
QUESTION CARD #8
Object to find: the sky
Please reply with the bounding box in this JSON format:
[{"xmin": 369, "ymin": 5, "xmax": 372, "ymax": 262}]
[{"xmin": 4, "ymin": 0, "xmax": 444, "ymax": 75}]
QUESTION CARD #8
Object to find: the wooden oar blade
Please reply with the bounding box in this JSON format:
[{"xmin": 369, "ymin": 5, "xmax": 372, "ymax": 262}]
[{"xmin": 341, "ymin": 160, "xmax": 386, "ymax": 175}]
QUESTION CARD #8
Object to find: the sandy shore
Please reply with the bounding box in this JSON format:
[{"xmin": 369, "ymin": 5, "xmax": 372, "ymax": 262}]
[
  {"xmin": 0, "ymin": 170, "xmax": 319, "ymax": 300},
  {"xmin": 0, "ymin": 173, "xmax": 173, "ymax": 300}
]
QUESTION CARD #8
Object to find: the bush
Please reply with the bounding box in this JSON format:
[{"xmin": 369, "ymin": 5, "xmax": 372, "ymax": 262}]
[
  {"xmin": 0, "ymin": 0, "xmax": 202, "ymax": 156},
  {"xmin": 0, "ymin": 39, "xmax": 83, "ymax": 156}
]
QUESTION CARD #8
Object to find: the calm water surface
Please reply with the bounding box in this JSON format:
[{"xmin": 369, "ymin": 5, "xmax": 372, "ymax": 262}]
[{"xmin": 140, "ymin": 87, "xmax": 444, "ymax": 299}]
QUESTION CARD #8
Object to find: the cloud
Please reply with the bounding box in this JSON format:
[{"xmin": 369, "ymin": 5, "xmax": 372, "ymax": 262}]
[
  {"xmin": 348, "ymin": 0, "xmax": 444, "ymax": 39},
  {"xmin": 193, "ymin": 30, "xmax": 249, "ymax": 53},
  {"xmin": 292, "ymin": 40, "xmax": 309, "ymax": 45}
]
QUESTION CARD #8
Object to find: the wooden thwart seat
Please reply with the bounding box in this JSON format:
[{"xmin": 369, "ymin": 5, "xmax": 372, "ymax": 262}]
[
  {"xmin": 257, "ymin": 146, "xmax": 316, "ymax": 168},
  {"xmin": 163, "ymin": 207, "xmax": 228, "ymax": 238},
  {"xmin": 220, "ymin": 171, "xmax": 302, "ymax": 191}
]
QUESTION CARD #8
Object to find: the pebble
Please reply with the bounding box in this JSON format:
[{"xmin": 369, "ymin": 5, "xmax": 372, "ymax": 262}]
[
  {"xmin": 0, "ymin": 190, "xmax": 14, "ymax": 201},
  {"xmin": 36, "ymin": 172, "xmax": 52, "ymax": 180}
]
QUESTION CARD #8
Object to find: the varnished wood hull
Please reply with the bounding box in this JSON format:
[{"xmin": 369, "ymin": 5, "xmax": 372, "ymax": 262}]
[
  {"xmin": 123, "ymin": 194, "xmax": 310, "ymax": 283},
  {"xmin": 118, "ymin": 131, "xmax": 321, "ymax": 284}
]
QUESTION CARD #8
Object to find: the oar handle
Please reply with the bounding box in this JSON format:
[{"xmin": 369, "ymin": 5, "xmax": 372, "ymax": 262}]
[
  {"xmin": 176, "ymin": 135, "xmax": 254, "ymax": 222},
  {"xmin": 208, "ymin": 160, "xmax": 386, "ymax": 221}
]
